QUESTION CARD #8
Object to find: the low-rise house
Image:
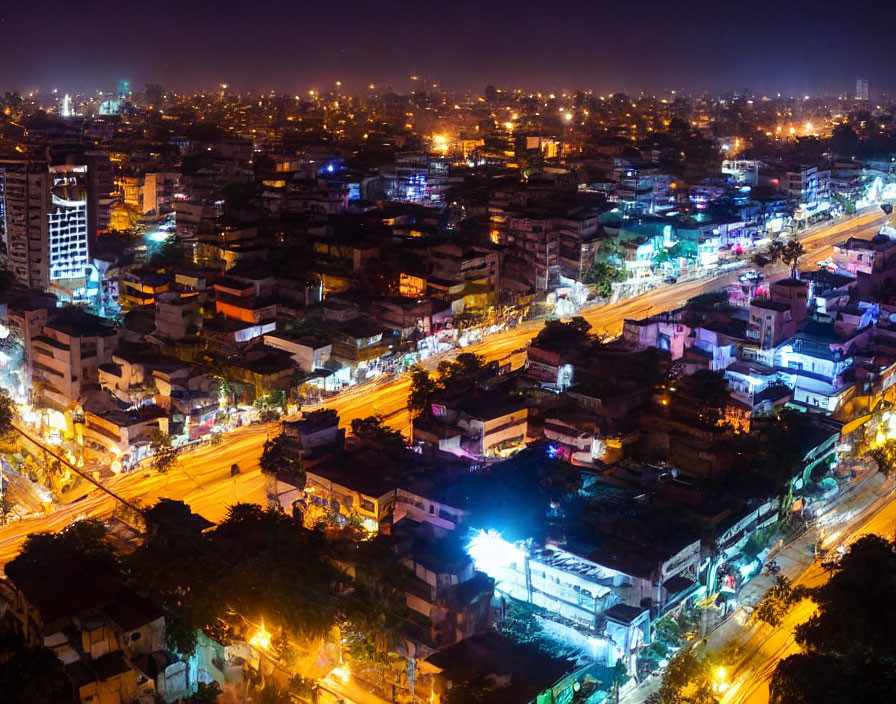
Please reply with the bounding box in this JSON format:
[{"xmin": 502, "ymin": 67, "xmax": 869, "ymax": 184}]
[
  {"xmin": 394, "ymin": 520, "xmax": 494, "ymax": 652},
  {"xmin": 425, "ymin": 393, "xmax": 528, "ymax": 460},
  {"xmin": 302, "ymin": 462, "xmax": 397, "ymax": 533},
  {"xmin": 155, "ymin": 292, "xmax": 201, "ymax": 340},
  {"xmin": 832, "ymin": 233, "xmax": 896, "ymax": 278},
  {"xmin": 622, "ymin": 314, "xmax": 691, "ymax": 359},
  {"xmin": 281, "ymin": 409, "xmax": 344, "ymax": 466},
  {"xmin": 213, "ymin": 276, "xmax": 278, "ymax": 324},
  {"xmin": 588, "ymin": 531, "xmax": 702, "ymax": 617},
  {"xmin": 263, "ymin": 332, "xmax": 332, "ymax": 372},
  {"xmin": 329, "ymin": 318, "xmax": 395, "ymax": 373},
  {"xmin": 119, "ymin": 270, "xmax": 171, "ymax": 310},
  {"xmin": 746, "ymin": 299, "xmax": 794, "ymax": 355},
  {"xmin": 542, "ymin": 417, "xmax": 606, "ymax": 462},
  {"xmin": 423, "ymin": 631, "xmax": 586, "ymax": 704},
  {"xmin": 468, "ymin": 534, "xmax": 617, "ymax": 631},
  {"xmin": 28, "ymin": 307, "xmax": 119, "ymax": 410},
  {"xmin": 82, "ymin": 404, "xmax": 167, "ymax": 469}
]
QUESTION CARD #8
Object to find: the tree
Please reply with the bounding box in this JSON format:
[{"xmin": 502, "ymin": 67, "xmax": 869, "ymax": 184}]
[
  {"xmin": 831, "ymin": 192, "xmax": 857, "ymax": 215},
  {"xmin": 437, "ymin": 352, "xmax": 488, "ymax": 393},
  {"xmin": 865, "ymin": 439, "xmax": 896, "ymax": 477},
  {"xmin": 770, "ymin": 535, "xmax": 896, "ymax": 704},
  {"xmin": 583, "ymin": 261, "xmax": 626, "ymax": 297},
  {"xmin": 211, "ymin": 503, "xmax": 343, "ymax": 639},
  {"xmin": 829, "ymin": 123, "xmax": 859, "ymax": 157},
  {"xmin": 408, "ymin": 366, "xmax": 438, "ymax": 418},
  {"xmin": 445, "ymin": 684, "xmax": 487, "ymax": 704},
  {"xmin": 350, "ymin": 416, "xmax": 406, "ymax": 454},
  {"xmin": 768, "ymin": 240, "xmax": 805, "ymax": 278},
  {"xmin": 182, "ymin": 682, "xmax": 222, "ymax": 704},
  {"xmin": 408, "ymin": 354, "xmax": 488, "ymax": 419},
  {"xmin": 0, "ymin": 388, "xmax": 16, "ymax": 438},
  {"xmin": 451, "ymin": 309, "xmax": 488, "ymax": 332},
  {"xmin": 532, "ymin": 317, "xmax": 592, "ymax": 350},
  {"xmin": 260, "ymin": 433, "xmax": 305, "ymax": 486},
  {"xmin": 127, "ymin": 500, "xmax": 221, "ymax": 656},
  {"xmin": 659, "ymin": 647, "xmax": 715, "ymax": 704},
  {"xmin": 6, "ymin": 521, "xmax": 123, "ymax": 647},
  {"xmin": 781, "ymin": 240, "xmax": 806, "ymax": 278},
  {"xmin": 150, "ymin": 430, "xmax": 179, "ymax": 473},
  {"xmin": 753, "ymin": 575, "xmax": 805, "ymax": 627},
  {"xmin": 0, "ymin": 638, "xmax": 73, "ymax": 704}
]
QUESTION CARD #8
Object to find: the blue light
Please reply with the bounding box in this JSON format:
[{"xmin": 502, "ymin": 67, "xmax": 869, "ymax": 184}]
[
  {"xmin": 327, "ymin": 164, "xmax": 335, "ymax": 173},
  {"xmin": 466, "ymin": 530, "xmax": 522, "ymax": 570},
  {"xmin": 546, "ymin": 444, "xmax": 559, "ymax": 458}
]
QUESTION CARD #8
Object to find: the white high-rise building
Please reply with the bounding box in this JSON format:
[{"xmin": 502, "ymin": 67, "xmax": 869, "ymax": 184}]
[
  {"xmin": 856, "ymin": 78, "xmax": 870, "ymax": 101},
  {"xmin": 0, "ymin": 160, "xmax": 91, "ymax": 291},
  {"xmin": 47, "ymin": 165, "xmax": 90, "ymax": 281}
]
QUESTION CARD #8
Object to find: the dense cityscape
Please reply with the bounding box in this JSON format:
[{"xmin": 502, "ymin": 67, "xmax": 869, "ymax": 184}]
[{"xmin": 2, "ymin": 9, "xmax": 896, "ymax": 704}]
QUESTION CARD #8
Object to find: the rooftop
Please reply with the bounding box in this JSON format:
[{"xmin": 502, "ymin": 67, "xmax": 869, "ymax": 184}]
[{"xmin": 425, "ymin": 631, "xmax": 575, "ymax": 704}]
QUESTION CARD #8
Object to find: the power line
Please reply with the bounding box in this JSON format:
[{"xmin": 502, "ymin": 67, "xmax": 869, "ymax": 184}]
[{"xmin": 11, "ymin": 422, "xmax": 144, "ymax": 516}]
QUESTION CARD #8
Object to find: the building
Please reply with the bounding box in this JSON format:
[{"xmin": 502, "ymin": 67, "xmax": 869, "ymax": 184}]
[
  {"xmin": 721, "ymin": 159, "xmax": 760, "ymax": 186},
  {"xmin": 395, "ymin": 520, "xmax": 494, "ymax": 651},
  {"xmin": 263, "ymin": 333, "xmax": 332, "ymax": 373},
  {"xmin": 0, "ymin": 160, "xmax": 93, "ymax": 294},
  {"xmin": 419, "ymin": 393, "xmax": 529, "ymax": 460},
  {"xmin": 781, "ymin": 165, "xmax": 830, "ymax": 209},
  {"xmin": 856, "ymin": 78, "xmax": 870, "ymax": 102},
  {"xmin": 468, "ymin": 533, "xmax": 617, "ymax": 630},
  {"xmin": 27, "ymin": 307, "xmax": 118, "ymax": 409}
]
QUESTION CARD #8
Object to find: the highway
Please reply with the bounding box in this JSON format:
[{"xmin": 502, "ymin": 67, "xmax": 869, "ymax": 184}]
[{"xmin": 0, "ymin": 209, "xmax": 885, "ymax": 570}]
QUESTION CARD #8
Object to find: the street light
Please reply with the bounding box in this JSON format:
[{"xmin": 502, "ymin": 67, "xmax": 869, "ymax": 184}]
[
  {"xmin": 249, "ymin": 620, "xmax": 271, "ymax": 650},
  {"xmin": 713, "ymin": 666, "xmax": 729, "ymax": 693}
]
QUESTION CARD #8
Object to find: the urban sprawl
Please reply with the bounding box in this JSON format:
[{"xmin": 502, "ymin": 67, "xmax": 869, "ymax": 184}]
[{"xmin": 0, "ymin": 81, "xmax": 895, "ymax": 704}]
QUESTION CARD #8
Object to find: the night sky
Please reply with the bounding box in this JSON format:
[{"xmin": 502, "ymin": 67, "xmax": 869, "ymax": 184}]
[{"xmin": 1, "ymin": 0, "xmax": 894, "ymax": 96}]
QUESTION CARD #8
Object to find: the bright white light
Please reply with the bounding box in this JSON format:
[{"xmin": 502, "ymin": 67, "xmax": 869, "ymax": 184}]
[
  {"xmin": 330, "ymin": 666, "xmax": 350, "ymax": 684},
  {"xmin": 248, "ymin": 621, "xmax": 271, "ymax": 650},
  {"xmin": 466, "ymin": 529, "xmax": 523, "ymax": 569},
  {"xmin": 146, "ymin": 230, "xmax": 170, "ymax": 243}
]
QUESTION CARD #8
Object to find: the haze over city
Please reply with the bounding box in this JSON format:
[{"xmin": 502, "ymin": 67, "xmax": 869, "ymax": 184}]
[{"xmin": 2, "ymin": 0, "xmax": 896, "ymax": 95}]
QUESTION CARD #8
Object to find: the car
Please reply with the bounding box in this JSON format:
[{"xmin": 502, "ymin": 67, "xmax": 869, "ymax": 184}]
[{"xmin": 739, "ymin": 270, "xmax": 764, "ymax": 283}]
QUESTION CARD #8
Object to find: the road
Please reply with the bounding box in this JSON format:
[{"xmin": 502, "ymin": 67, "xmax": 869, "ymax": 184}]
[
  {"xmin": 712, "ymin": 469, "xmax": 896, "ymax": 704},
  {"xmin": 0, "ymin": 210, "xmax": 885, "ymax": 570},
  {"xmin": 307, "ymin": 209, "xmax": 884, "ymax": 433}
]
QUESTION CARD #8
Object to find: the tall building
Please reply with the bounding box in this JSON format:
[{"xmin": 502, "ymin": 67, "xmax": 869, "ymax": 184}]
[
  {"xmin": 0, "ymin": 160, "xmax": 92, "ymax": 293},
  {"xmin": 856, "ymin": 78, "xmax": 870, "ymax": 101}
]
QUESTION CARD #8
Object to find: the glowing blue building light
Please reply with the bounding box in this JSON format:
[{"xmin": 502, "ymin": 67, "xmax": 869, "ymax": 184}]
[{"xmin": 466, "ymin": 529, "xmax": 523, "ymax": 570}]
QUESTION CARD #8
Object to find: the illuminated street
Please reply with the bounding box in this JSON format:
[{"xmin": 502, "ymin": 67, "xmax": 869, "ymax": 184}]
[{"xmin": 706, "ymin": 469, "xmax": 896, "ymax": 704}]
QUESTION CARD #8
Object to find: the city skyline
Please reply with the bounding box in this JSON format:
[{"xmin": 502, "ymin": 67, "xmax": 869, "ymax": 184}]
[{"xmin": 1, "ymin": 0, "xmax": 894, "ymax": 96}]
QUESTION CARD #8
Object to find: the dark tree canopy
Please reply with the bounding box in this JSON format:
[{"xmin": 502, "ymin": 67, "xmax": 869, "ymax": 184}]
[
  {"xmin": 532, "ymin": 317, "xmax": 592, "ymax": 351},
  {"xmin": 770, "ymin": 535, "xmax": 896, "ymax": 704},
  {"xmin": 349, "ymin": 415, "xmax": 406, "ymax": 454},
  {"xmin": 260, "ymin": 433, "xmax": 305, "ymax": 486},
  {"xmin": 0, "ymin": 615, "xmax": 73, "ymax": 704}
]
